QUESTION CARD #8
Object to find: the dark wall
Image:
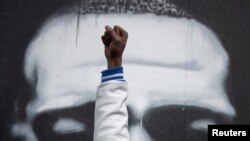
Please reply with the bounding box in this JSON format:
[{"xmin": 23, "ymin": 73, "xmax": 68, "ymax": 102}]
[{"xmin": 1, "ymin": 1, "xmax": 77, "ymax": 140}]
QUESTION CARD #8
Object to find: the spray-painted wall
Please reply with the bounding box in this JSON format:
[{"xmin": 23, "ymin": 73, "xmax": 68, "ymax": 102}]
[{"xmin": 1, "ymin": 0, "xmax": 250, "ymax": 141}]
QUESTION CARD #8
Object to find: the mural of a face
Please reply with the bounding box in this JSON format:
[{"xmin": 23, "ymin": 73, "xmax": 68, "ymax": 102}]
[{"xmin": 12, "ymin": 13, "xmax": 235, "ymax": 141}]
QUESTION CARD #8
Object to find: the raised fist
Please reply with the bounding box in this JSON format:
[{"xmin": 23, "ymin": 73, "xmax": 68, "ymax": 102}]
[{"xmin": 101, "ymin": 25, "xmax": 128, "ymax": 69}]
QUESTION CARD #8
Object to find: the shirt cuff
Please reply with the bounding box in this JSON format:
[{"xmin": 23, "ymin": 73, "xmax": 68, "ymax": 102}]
[{"xmin": 101, "ymin": 67, "xmax": 126, "ymax": 83}]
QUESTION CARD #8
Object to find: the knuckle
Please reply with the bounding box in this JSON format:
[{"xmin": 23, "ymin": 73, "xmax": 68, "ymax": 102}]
[
  {"xmin": 123, "ymin": 31, "xmax": 128, "ymax": 36},
  {"xmin": 114, "ymin": 25, "xmax": 119, "ymax": 29},
  {"xmin": 114, "ymin": 39, "xmax": 121, "ymax": 43}
]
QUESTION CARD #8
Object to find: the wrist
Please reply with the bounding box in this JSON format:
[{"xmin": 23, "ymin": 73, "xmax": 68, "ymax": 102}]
[{"xmin": 107, "ymin": 58, "xmax": 122, "ymax": 69}]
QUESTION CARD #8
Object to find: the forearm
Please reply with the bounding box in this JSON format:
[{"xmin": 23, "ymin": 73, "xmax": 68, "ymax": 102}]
[
  {"xmin": 107, "ymin": 58, "xmax": 122, "ymax": 69},
  {"xmin": 94, "ymin": 67, "xmax": 129, "ymax": 141}
]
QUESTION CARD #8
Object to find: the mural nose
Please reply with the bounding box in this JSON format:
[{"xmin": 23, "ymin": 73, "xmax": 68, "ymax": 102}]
[{"xmin": 129, "ymin": 123, "xmax": 154, "ymax": 141}]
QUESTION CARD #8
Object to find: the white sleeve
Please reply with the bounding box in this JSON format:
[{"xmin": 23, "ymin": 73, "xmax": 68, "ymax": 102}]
[{"xmin": 94, "ymin": 67, "xmax": 129, "ymax": 141}]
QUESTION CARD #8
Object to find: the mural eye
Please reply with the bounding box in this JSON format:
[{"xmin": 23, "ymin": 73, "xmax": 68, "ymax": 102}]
[
  {"xmin": 190, "ymin": 119, "xmax": 216, "ymax": 132},
  {"xmin": 142, "ymin": 105, "xmax": 227, "ymax": 141},
  {"xmin": 143, "ymin": 105, "xmax": 186, "ymax": 141},
  {"xmin": 53, "ymin": 118, "xmax": 86, "ymax": 134},
  {"xmin": 32, "ymin": 102, "xmax": 95, "ymax": 141}
]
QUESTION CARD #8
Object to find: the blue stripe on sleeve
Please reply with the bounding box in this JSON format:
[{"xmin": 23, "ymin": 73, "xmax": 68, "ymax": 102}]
[
  {"xmin": 101, "ymin": 67, "xmax": 123, "ymax": 76},
  {"xmin": 101, "ymin": 67, "xmax": 126, "ymax": 83},
  {"xmin": 102, "ymin": 76, "xmax": 123, "ymax": 82}
]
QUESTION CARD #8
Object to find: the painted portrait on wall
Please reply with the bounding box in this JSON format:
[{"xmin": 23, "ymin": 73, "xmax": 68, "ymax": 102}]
[{"xmin": 1, "ymin": 0, "xmax": 249, "ymax": 141}]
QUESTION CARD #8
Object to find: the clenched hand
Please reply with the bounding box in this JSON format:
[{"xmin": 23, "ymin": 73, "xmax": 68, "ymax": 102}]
[{"xmin": 101, "ymin": 25, "xmax": 128, "ymax": 69}]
